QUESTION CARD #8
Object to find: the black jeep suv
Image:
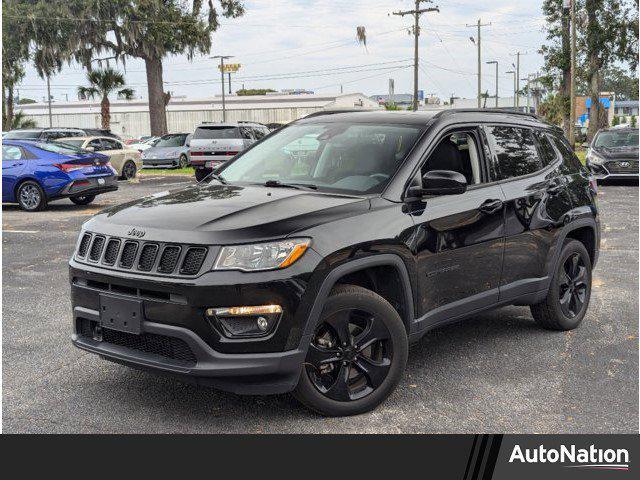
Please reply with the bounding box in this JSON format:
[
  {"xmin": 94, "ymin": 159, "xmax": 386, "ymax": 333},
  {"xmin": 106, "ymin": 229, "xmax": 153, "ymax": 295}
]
[{"xmin": 69, "ymin": 110, "xmax": 599, "ymax": 416}]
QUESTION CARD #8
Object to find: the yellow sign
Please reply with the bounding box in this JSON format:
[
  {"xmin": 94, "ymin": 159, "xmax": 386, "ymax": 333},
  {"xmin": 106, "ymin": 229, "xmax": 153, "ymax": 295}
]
[{"xmin": 218, "ymin": 63, "xmax": 241, "ymax": 73}]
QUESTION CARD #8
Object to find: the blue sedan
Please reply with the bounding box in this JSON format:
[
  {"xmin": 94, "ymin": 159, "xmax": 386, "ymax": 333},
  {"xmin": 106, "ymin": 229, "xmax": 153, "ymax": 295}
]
[{"xmin": 2, "ymin": 140, "xmax": 118, "ymax": 211}]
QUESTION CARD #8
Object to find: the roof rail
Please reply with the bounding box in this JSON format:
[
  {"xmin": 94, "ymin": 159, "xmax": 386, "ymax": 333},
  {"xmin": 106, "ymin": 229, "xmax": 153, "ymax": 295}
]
[
  {"xmin": 303, "ymin": 108, "xmax": 380, "ymax": 119},
  {"xmin": 437, "ymin": 108, "xmax": 539, "ymax": 119}
]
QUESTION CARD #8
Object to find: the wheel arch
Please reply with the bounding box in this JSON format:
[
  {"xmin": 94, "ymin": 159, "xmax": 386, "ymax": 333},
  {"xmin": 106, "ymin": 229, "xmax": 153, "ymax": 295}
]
[
  {"xmin": 549, "ymin": 217, "xmax": 599, "ymax": 279},
  {"xmin": 300, "ymin": 254, "xmax": 415, "ymax": 344},
  {"xmin": 13, "ymin": 176, "xmax": 46, "ymax": 201}
]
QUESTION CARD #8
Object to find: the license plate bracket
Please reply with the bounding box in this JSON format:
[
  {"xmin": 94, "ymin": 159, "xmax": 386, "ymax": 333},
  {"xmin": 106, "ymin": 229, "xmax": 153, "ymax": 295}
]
[{"xmin": 99, "ymin": 294, "xmax": 143, "ymax": 334}]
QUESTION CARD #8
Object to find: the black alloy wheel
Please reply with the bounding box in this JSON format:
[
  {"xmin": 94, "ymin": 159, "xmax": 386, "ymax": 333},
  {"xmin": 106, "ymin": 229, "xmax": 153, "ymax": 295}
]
[
  {"xmin": 530, "ymin": 239, "xmax": 592, "ymax": 330},
  {"xmin": 294, "ymin": 285, "xmax": 408, "ymax": 416},
  {"xmin": 306, "ymin": 308, "xmax": 393, "ymax": 402},
  {"xmin": 558, "ymin": 253, "xmax": 588, "ymax": 318}
]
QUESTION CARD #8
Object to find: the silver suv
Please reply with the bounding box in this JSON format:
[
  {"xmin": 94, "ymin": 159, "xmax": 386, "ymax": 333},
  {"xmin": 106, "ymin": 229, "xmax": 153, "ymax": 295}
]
[{"xmin": 189, "ymin": 121, "xmax": 270, "ymax": 181}]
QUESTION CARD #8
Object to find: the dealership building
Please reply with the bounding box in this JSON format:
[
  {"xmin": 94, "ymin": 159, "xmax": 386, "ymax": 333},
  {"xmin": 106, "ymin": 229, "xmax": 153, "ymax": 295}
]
[{"xmin": 17, "ymin": 92, "xmax": 381, "ymax": 138}]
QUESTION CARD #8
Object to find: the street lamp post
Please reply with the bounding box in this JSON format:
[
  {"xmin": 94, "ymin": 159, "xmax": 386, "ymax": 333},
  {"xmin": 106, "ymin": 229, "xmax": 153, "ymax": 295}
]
[
  {"xmin": 211, "ymin": 55, "xmax": 233, "ymax": 122},
  {"xmin": 486, "ymin": 61, "xmax": 498, "ymax": 108},
  {"xmin": 506, "ymin": 70, "xmax": 516, "ymax": 108}
]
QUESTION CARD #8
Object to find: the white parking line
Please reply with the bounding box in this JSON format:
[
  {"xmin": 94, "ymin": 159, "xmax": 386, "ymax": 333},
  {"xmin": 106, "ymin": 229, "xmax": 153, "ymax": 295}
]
[{"xmin": 3, "ymin": 230, "xmax": 39, "ymax": 234}]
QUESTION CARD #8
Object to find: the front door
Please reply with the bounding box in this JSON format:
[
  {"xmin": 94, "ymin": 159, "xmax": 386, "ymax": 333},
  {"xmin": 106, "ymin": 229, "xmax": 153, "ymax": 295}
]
[
  {"xmin": 409, "ymin": 128, "xmax": 505, "ymax": 330},
  {"xmin": 2, "ymin": 145, "xmax": 27, "ymax": 202}
]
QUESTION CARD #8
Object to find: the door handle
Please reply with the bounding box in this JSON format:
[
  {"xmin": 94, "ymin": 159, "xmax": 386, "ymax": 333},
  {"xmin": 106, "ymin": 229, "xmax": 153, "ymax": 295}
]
[{"xmin": 479, "ymin": 198, "xmax": 503, "ymax": 214}]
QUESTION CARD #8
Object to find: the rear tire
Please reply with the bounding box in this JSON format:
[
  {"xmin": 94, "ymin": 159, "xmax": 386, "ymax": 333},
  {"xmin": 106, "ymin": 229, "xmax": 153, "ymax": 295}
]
[
  {"xmin": 120, "ymin": 160, "xmax": 137, "ymax": 180},
  {"xmin": 16, "ymin": 180, "xmax": 47, "ymax": 211},
  {"xmin": 293, "ymin": 284, "xmax": 408, "ymax": 417},
  {"xmin": 70, "ymin": 194, "xmax": 96, "ymax": 206},
  {"xmin": 178, "ymin": 154, "xmax": 189, "ymax": 169},
  {"xmin": 530, "ymin": 239, "xmax": 592, "ymax": 330}
]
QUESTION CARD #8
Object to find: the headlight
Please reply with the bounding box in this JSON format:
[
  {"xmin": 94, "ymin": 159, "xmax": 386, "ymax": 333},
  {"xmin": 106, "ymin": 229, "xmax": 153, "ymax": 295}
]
[
  {"xmin": 213, "ymin": 239, "xmax": 310, "ymax": 271},
  {"xmin": 586, "ymin": 149, "xmax": 605, "ymax": 165}
]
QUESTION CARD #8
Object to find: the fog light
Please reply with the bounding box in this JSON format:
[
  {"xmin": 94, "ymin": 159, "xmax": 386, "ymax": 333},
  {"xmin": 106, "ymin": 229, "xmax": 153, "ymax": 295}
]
[{"xmin": 206, "ymin": 305, "xmax": 282, "ymax": 338}]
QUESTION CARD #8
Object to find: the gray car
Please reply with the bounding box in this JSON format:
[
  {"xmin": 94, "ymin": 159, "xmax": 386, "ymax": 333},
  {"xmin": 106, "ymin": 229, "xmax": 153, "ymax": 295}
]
[{"xmin": 141, "ymin": 133, "xmax": 192, "ymax": 169}]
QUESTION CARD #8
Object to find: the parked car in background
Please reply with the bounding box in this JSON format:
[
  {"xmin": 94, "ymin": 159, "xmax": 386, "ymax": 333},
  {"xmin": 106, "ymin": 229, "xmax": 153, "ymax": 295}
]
[
  {"xmin": 2, "ymin": 140, "xmax": 117, "ymax": 211},
  {"xmin": 141, "ymin": 133, "xmax": 191, "ymax": 169},
  {"xmin": 59, "ymin": 136, "xmax": 142, "ymax": 180},
  {"xmin": 4, "ymin": 127, "xmax": 121, "ymax": 142},
  {"xmin": 189, "ymin": 121, "xmax": 270, "ymax": 181},
  {"xmin": 129, "ymin": 136, "xmax": 160, "ymax": 152},
  {"xmin": 586, "ymin": 126, "xmax": 639, "ymax": 181}
]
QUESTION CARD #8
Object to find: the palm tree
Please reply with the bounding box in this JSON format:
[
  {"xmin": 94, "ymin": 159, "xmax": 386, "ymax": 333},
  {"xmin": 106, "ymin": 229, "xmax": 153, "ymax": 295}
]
[
  {"xmin": 9, "ymin": 111, "xmax": 37, "ymax": 130},
  {"xmin": 78, "ymin": 67, "xmax": 134, "ymax": 129}
]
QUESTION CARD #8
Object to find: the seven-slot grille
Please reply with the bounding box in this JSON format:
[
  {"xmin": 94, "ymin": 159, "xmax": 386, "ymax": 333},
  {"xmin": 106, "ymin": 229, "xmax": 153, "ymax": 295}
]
[{"xmin": 75, "ymin": 232, "xmax": 208, "ymax": 277}]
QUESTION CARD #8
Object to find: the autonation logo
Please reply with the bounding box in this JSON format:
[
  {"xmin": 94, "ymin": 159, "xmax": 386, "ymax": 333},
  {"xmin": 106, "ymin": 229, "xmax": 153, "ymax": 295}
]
[{"xmin": 509, "ymin": 444, "xmax": 630, "ymax": 471}]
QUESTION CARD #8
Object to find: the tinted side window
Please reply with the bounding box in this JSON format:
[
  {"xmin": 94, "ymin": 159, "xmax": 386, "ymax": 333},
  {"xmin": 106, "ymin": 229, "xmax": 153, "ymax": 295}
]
[
  {"xmin": 240, "ymin": 127, "xmax": 255, "ymax": 140},
  {"xmin": 101, "ymin": 139, "xmax": 121, "ymax": 150},
  {"xmin": 486, "ymin": 126, "xmax": 543, "ymax": 180},
  {"xmin": 550, "ymin": 134, "xmax": 583, "ymax": 173},
  {"xmin": 88, "ymin": 139, "xmax": 104, "ymax": 150},
  {"xmin": 252, "ymin": 127, "xmax": 266, "ymax": 140},
  {"xmin": 534, "ymin": 131, "xmax": 558, "ymax": 166}
]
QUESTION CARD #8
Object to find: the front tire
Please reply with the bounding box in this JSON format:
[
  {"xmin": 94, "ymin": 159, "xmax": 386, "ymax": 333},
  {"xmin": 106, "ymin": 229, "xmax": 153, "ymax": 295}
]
[
  {"xmin": 16, "ymin": 180, "xmax": 47, "ymax": 211},
  {"xmin": 120, "ymin": 160, "xmax": 137, "ymax": 180},
  {"xmin": 530, "ymin": 239, "xmax": 592, "ymax": 330},
  {"xmin": 294, "ymin": 285, "xmax": 408, "ymax": 416},
  {"xmin": 70, "ymin": 194, "xmax": 96, "ymax": 206}
]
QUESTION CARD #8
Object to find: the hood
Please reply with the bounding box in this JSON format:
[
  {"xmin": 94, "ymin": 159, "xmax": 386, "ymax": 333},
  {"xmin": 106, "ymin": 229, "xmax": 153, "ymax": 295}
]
[
  {"xmin": 86, "ymin": 183, "xmax": 370, "ymax": 244},
  {"xmin": 592, "ymin": 145, "xmax": 639, "ymax": 159}
]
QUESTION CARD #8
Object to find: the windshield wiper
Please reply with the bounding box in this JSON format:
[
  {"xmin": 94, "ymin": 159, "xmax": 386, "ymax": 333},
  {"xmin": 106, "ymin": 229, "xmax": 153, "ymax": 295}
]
[
  {"xmin": 205, "ymin": 173, "xmax": 227, "ymax": 185},
  {"xmin": 263, "ymin": 179, "xmax": 318, "ymax": 191}
]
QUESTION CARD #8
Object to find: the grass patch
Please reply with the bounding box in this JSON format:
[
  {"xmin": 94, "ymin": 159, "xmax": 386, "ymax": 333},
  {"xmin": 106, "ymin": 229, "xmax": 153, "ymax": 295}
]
[{"xmin": 140, "ymin": 167, "xmax": 195, "ymax": 176}]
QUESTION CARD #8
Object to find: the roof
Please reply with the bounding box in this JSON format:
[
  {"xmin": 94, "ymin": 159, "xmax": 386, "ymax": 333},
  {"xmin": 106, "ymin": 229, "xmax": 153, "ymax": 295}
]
[{"xmin": 58, "ymin": 136, "xmax": 117, "ymax": 142}]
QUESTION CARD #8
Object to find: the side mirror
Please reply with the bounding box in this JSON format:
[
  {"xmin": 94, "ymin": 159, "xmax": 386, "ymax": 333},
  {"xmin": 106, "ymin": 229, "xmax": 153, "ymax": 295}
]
[{"xmin": 409, "ymin": 170, "xmax": 468, "ymax": 197}]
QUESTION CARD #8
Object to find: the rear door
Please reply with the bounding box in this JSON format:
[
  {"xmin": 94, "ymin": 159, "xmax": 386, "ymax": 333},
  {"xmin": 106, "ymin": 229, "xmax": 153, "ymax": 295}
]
[
  {"xmin": 410, "ymin": 127, "xmax": 505, "ymax": 328},
  {"xmin": 484, "ymin": 125, "xmax": 573, "ymax": 302}
]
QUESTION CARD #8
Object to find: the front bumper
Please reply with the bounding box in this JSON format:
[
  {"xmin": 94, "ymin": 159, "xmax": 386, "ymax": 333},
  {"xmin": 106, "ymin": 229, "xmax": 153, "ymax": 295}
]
[
  {"xmin": 69, "ymin": 248, "xmax": 323, "ymax": 394},
  {"xmin": 72, "ymin": 306, "xmax": 306, "ymax": 394},
  {"xmin": 588, "ymin": 161, "xmax": 639, "ymax": 180}
]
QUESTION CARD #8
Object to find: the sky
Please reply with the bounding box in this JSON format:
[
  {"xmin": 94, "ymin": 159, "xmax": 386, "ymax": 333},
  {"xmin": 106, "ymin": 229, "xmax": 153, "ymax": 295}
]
[{"xmin": 16, "ymin": 0, "xmax": 549, "ymax": 103}]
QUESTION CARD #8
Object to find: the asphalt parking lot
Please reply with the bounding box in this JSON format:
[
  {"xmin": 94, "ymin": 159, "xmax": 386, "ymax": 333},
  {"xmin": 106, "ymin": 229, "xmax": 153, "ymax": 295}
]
[{"xmin": 2, "ymin": 175, "xmax": 638, "ymax": 433}]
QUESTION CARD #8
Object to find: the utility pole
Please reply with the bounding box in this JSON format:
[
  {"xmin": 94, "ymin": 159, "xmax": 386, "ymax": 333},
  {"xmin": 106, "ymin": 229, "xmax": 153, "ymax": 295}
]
[
  {"xmin": 486, "ymin": 60, "xmax": 498, "ymax": 108},
  {"xmin": 46, "ymin": 74, "xmax": 52, "ymax": 127},
  {"xmin": 211, "ymin": 55, "xmax": 233, "ymax": 122},
  {"xmin": 522, "ymin": 74, "xmax": 531, "ymax": 113},
  {"xmin": 393, "ymin": 0, "xmax": 440, "ymax": 111},
  {"xmin": 569, "ymin": 0, "xmax": 577, "ymax": 147},
  {"xmin": 506, "ymin": 70, "xmax": 516, "ymax": 108},
  {"xmin": 466, "ymin": 19, "xmax": 492, "ymax": 108}
]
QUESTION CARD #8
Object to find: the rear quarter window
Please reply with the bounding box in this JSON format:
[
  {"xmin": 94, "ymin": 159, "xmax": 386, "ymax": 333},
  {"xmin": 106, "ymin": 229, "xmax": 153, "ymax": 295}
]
[{"xmin": 550, "ymin": 134, "xmax": 584, "ymax": 173}]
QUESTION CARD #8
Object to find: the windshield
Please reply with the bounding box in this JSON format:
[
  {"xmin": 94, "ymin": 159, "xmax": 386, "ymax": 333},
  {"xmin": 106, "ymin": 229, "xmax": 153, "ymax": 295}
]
[
  {"xmin": 594, "ymin": 130, "xmax": 639, "ymax": 148},
  {"xmin": 33, "ymin": 141, "xmax": 86, "ymax": 155},
  {"xmin": 155, "ymin": 134, "xmax": 187, "ymax": 147},
  {"xmin": 193, "ymin": 126, "xmax": 240, "ymax": 140},
  {"xmin": 4, "ymin": 130, "xmax": 40, "ymax": 140},
  {"xmin": 218, "ymin": 122, "xmax": 423, "ymax": 194}
]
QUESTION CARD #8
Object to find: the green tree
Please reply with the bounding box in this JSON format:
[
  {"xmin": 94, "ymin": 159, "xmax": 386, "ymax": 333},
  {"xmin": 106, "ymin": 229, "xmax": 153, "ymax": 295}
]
[
  {"xmin": 2, "ymin": 0, "xmax": 31, "ymax": 130},
  {"xmin": 584, "ymin": 0, "xmax": 637, "ymax": 139},
  {"xmin": 94, "ymin": 0, "xmax": 245, "ymax": 135},
  {"xmin": 8, "ymin": 110, "xmax": 37, "ymax": 129},
  {"xmin": 78, "ymin": 68, "xmax": 134, "ymax": 129},
  {"xmin": 237, "ymin": 88, "xmax": 276, "ymax": 96},
  {"xmin": 601, "ymin": 66, "xmax": 639, "ymax": 100}
]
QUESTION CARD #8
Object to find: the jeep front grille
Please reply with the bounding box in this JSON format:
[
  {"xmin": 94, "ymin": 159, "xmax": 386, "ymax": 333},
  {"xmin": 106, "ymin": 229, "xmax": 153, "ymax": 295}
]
[{"xmin": 75, "ymin": 232, "xmax": 209, "ymax": 277}]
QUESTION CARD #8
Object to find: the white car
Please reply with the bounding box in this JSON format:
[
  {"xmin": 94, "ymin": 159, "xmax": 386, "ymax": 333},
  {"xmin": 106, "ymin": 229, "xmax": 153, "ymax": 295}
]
[
  {"xmin": 59, "ymin": 136, "xmax": 143, "ymax": 180},
  {"xmin": 129, "ymin": 136, "xmax": 160, "ymax": 152}
]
